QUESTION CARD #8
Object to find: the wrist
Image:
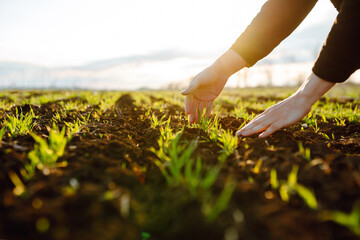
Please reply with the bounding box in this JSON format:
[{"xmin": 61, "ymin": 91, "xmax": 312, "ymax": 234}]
[
  {"xmin": 212, "ymin": 49, "xmax": 248, "ymax": 78},
  {"xmin": 295, "ymin": 72, "xmax": 335, "ymax": 105}
]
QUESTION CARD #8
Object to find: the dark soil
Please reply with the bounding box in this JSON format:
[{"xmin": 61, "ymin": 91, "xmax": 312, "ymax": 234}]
[{"xmin": 0, "ymin": 92, "xmax": 359, "ymax": 240}]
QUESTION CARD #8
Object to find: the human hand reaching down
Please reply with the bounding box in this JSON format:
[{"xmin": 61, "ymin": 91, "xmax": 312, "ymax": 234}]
[
  {"xmin": 181, "ymin": 49, "xmax": 247, "ymax": 123},
  {"xmin": 236, "ymin": 73, "xmax": 335, "ymax": 138}
]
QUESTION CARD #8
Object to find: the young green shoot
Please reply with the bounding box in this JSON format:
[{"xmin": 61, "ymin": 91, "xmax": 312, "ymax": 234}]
[
  {"xmin": 298, "ymin": 142, "xmax": 311, "ymax": 162},
  {"xmin": 151, "ymin": 129, "xmax": 234, "ymax": 221},
  {"xmin": 203, "ymin": 179, "xmax": 236, "ymax": 222},
  {"xmin": 25, "ymin": 124, "xmax": 67, "ymax": 179},
  {"xmin": 0, "ymin": 127, "xmax": 6, "ymax": 141},
  {"xmin": 218, "ymin": 129, "xmax": 238, "ymax": 157},
  {"xmin": 321, "ymin": 201, "xmax": 360, "ymax": 236},
  {"xmin": 150, "ymin": 113, "xmax": 167, "ymax": 128},
  {"xmin": 278, "ymin": 165, "xmax": 317, "ymax": 210},
  {"xmin": 5, "ymin": 108, "xmax": 35, "ymax": 138},
  {"xmin": 270, "ymin": 168, "xmax": 279, "ymax": 189}
]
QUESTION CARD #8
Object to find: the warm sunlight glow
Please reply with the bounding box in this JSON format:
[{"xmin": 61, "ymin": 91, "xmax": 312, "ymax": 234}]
[{"xmin": 0, "ymin": 0, "xmax": 343, "ymax": 89}]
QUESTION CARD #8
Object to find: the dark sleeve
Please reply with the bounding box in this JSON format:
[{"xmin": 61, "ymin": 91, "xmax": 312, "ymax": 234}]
[
  {"xmin": 312, "ymin": 0, "xmax": 360, "ymax": 83},
  {"xmin": 230, "ymin": 0, "xmax": 318, "ymax": 67}
]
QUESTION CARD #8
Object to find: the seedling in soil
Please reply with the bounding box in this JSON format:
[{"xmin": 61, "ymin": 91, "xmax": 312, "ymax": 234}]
[
  {"xmin": 150, "ymin": 113, "xmax": 167, "ymax": 128},
  {"xmin": 304, "ymin": 113, "xmax": 320, "ymax": 133},
  {"xmin": 0, "ymin": 127, "xmax": 6, "ymax": 141},
  {"xmin": 278, "ymin": 165, "xmax": 317, "ymax": 210},
  {"xmin": 4, "ymin": 108, "xmax": 35, "ymax": 138},
  {"xmin": 312, "ymin": 119, "xmax": 320, "ymax": 133},
  {"xmin": 335, "ymin": 117, "xmax": 346, "ymax": 126},
  {"xmin": 8, "ymin": 170, "xmax": 27, "ymax": 196},
  {"xmin": 198, "ymin": 112, "xmax": 212, "ymax": 133},
  {"xmin": 152, "ymin": 130, "xmax": 235, "ymax": 221},
  {"xmin": 208, "ymin": 116, "xmax": 221, "ymax": 143},
  {"xmin": 64, "ymin": 119, "xmax": 83, "ymax": 138},
  {"xmin": 321, "ymin": 201, "xmax": 360, "ymax": 236},
  {"xmin": 153, "ymin": 130, "xmax": 196, "ymax": 186},
  {"xmin": 218, "ymin": 129, "xmax": 238, "ymax": 157},
  {"xmin": 252, "ymin": 159, "xmax": 263, "ymax": 174},
  {"xmin": 25, "ymin": 124, "xmax": 67, "ymax": 179},
  {"xmin": 298, "ymin": 142, "xmax": 311, "ymax": 162},
  {"xmin": 80, "ymin": 112, "xmax": 92, "ymax": 124},
  {"xmin": 270, "ymin": 168, "xmax": 279, "ymax": 189},
  {"xmin": 319, "ymin": 132, "xmax": 335, "ymax": 141},
  {"xmin": 52, "ymin": 111, "xmax": 62, "ymax": 123},
  {"xmin": 321, "ymin": 113, "xmax": 328, "ymax": 123},
  {"xmin": 198, "ymin": 114, "xmax": 222, "ymax": 143},
  {"xmin": 202, "ymin": 179, "xmax": 236, "ymax": 222}
]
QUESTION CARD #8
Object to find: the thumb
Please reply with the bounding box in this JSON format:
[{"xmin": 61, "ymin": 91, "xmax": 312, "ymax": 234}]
[{"xmin": 181, "ymin": 80, "xmax": 199, "ymax": 95}]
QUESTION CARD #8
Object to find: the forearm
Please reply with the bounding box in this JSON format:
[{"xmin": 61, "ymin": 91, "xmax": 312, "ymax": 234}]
[
  {"xmin": 295, "ymin": 72, "xmax": 335, "ymax": 105},
  {"xmin": 231, "ymin": 0, "xmax": 317, "ymax": 67},
  {"xmin": 312, "ymin": 0, "xmax": 360, "ymax": 83},
  {"xmin": 212, "ymin": 49, "xmax": 248, "ymax": 78}
]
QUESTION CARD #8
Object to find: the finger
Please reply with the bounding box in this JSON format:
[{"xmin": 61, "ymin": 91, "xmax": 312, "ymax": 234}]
[
  {"xmin": 241, "ymin": 118, "xmax": 274, "ymax": 136},
  {"xmin": 259, "ymin": 123, "xmax": 282, "ymax": 138},
  {"xmin": 181, "ymin": 79, "xmax": 199, "ymax": 95},
  {"xmin": 189, "ymin": 98, "xmax": 198, "ymax": 123},
  {"xmin": 205, "ymin": 101, "xmax": 213, "ymax": 117},
  {"xmin": 185, "ymin": 95, "xmax": 194, "ymax": 114},
  {"xmin": 236, "ymin": 114, "xmax": 263, "ymax": 136},
  {"xmin": 194, "ymin": 100, "xmax": 201, "ymax": 123},
  {"xmin": 237, "ymin": 117, "xmax": 262, "ymax": 136},
  {"xmin": 237, "ymin": 110, "xmax": 271, "ymax": 135}
]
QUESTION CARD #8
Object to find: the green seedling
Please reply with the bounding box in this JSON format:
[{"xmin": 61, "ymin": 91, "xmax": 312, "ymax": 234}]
[
  {"xmin": 304, "ymin": 113, "xmax": 319, "ymax": 132},
  {"xmin": 52, "ymin": 111, "xmax": 62, "ymax": 123},
  {"xmin": 150, "ymin": 113, "xmax": 167, "ymax": 128},
  {"xmin": 319, "ymin": 132, "xmax": 335, "ymax": 141},
  {"xmin": 270, "ymin": 168, "xmax": 279, "ymax": 189},
  {"xmin": 4, "ymin": 108, "xmax": 35, "ymax": 137},
  {"xmin": 0, "ymin": 127, "xmax": 6, "ymax": 141},
  {"xmin": 25, "ymin": 124, "xmax": 67, "ymax": 179},
  {"xmin": 153, "ymin": 130, "xmax": 196, "ymax": 186},
  {"xmin": 321, "ymin": 201, "xmax": 360, "ymax": 236},
  {"xmin": 65, "ymin": 119, "xmax": 82, "ymax": 138},
  {"xmin": 335, "ymin": 117, "xmax": 346, "ymax": 126},
  {"xmin": 198, "ymin": 114, "xmax": 221, "ymax": 143},
  {"xmin": 198, "ymin": 112, "xmax": 211, "ymax": 132},
  {"xmin": 253, "ymin": 159, "xmax": 263, "ymax": 174},
  {"xmin": 312, "ymin": 119, "xmax": 319, "ymax": 133},
  {"xmin": 80, "ymin": 112, "xmax": 92, "ymax": 123},
  {"xmin": 8, "ymin": 170, "xmax": 27, "ymax": 196},
  {"xmin": 321, "ymin": 113, "xmax": 328, "ymax": 123},
  {"xmin": 218, "ymin": 129, "xmax": 238, "ymax": 157},
  {"xmin": 278, "ymin": 165, "xmax": 317, "ymax": 210},
  {"xmin": 152, "ymin": 129, "xmax": 234, "ymax": 221},
  {"xmin": 203, "ymin": 179, "xmax": 236, "ymax": 222},
  {"xmin": 298, "ymin": 142, "xmax": 311, "ymax": 162}
]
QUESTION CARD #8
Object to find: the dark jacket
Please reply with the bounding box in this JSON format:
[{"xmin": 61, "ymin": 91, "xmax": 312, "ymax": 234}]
[{"xmin": 230, "ymin": 0, "xmax": 360, "ymax": 83}]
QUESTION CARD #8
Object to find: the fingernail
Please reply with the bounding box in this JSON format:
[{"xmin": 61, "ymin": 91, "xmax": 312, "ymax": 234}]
[{"xmin": 181, "ymin": 89, "xmax": 188, "ymax": 95}]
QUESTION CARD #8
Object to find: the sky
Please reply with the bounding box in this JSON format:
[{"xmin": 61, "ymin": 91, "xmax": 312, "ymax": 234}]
[{"xmin": 0, "ymin": 0, "xmax": 338, "ymax": 67}]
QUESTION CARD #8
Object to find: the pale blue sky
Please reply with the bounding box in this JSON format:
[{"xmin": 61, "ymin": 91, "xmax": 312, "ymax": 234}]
[{"xmin": 0, "ymin": 0, "xmax": 337, "ymax": 67}]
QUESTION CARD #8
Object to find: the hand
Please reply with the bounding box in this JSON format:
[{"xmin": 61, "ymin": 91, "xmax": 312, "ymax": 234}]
[
  {"xmin": 236, "ymin": 73, "xmax": 335, "ymax": 138},
  {"xmin": 236, "ymin": 93, "xmax": 312, "ymax": 138},
  {"xmin": 181, "ymin": 66, "xmax": 227, "ymax": 123},
  {"xmin": 181, "ymin": 49, "xmax": 247, "ymax": 123}
]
